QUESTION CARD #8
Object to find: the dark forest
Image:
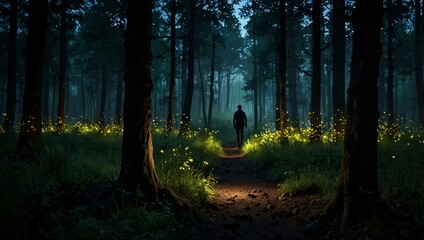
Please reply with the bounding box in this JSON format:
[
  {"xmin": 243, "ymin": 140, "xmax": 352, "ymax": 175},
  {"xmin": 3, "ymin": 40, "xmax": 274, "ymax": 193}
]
[{"xmin": 0, "ymin": 0, "xmax": 423, "ymax": 239}]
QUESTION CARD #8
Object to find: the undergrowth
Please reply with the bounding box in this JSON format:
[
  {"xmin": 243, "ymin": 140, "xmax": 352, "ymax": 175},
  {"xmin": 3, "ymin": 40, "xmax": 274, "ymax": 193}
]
[
  {"xmin": 0, "ymin": 125, "xmax": 222, "ymax": 239},
  {"xmin": 243, "ymin": 121, "xmax": 424, "ymax": 238},
  {"xmin": 243, "ymin": 122, "xmax": 424, "ymax": 207}
]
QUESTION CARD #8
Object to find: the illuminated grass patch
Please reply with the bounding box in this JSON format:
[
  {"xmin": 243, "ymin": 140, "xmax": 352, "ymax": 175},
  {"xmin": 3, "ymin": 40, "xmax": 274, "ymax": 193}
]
[
  {"xmin": 152, "ymin": 128, "xmax": 222, "ymax": 205},
  {"xmin": 244, "ymin": 117, "xmax": 424, "ymax": 208}
]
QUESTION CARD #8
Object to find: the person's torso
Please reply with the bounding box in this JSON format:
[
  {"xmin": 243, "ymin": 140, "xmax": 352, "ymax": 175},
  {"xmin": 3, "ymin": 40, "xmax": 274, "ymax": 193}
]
[{"xmin": 234, "ymin": 110, "xmax": 245, "ymax": 126}]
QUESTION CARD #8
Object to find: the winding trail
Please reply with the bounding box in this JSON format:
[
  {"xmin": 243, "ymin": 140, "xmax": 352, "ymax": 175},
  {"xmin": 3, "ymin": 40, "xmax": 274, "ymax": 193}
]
[{"xmin": 202, "ymin": 145, "xmax": 315, "ymax": 240}]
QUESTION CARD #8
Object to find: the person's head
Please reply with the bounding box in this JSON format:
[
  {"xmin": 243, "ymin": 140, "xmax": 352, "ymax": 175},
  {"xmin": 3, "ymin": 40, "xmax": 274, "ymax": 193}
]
[{"xmin": 237, "ymin": 105, "xmax": 242, "ymax": 110}]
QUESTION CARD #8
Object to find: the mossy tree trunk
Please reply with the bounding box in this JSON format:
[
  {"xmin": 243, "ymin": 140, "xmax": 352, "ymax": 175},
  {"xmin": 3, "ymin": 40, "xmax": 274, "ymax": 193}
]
[{"xmin": 327, "ymin": 0, "xmax": 383, "ymax": 228}]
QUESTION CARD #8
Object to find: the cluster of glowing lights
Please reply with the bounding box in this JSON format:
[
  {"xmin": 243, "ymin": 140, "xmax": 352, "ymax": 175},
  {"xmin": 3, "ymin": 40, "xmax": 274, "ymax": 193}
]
[
  {"xmin": 40, "ymin": 121, "xmax": 123, "ymax": 135},
  {"xmin": 244, "ymin": 115, "xmax": 424, "ymax": 154},
  {"xmin": 158, "ymin": 144, "xmax": 209, "ymax": 172}
]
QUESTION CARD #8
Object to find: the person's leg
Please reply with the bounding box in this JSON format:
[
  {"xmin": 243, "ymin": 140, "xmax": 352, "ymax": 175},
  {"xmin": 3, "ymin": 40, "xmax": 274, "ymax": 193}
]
[
  {"xmin": 240, "ymin": 127, "xmax": 244, "ymax": 146},
  {"xmin": 236, "ymin": 127, "xmax": 240, "ymax": 147}
]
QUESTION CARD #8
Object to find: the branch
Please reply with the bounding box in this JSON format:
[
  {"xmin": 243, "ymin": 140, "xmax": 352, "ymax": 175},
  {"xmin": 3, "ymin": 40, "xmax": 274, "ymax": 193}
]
[
  {"xmin": 153, "ymin": 49, "xmax": 169, "ymax": 59},
  {"xmin": 320, "ymin": 40, "xmax": 333, "ymax": 52}
]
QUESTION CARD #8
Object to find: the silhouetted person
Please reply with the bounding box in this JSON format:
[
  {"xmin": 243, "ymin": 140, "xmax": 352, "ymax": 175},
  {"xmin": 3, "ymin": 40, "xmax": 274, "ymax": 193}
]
[{"xmin": 233, "ymin": 105, "xmax": 247, "ymax": 148}]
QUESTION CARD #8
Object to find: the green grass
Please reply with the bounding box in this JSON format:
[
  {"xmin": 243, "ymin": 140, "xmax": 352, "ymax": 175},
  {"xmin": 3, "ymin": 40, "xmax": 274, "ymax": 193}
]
[
  {"xmin": 243, "ymin": 124, "xmax": 424, "ymax": 207},
  {"xmin": 152, "ymin": 129, "xmax": 221, "ymax": 205},
  {"xmin": 68, "ymin": 207, "xmax": 188, "ymax": 240},
  {"xmin": 243, "ymin": 123, "xmax": 424, "ymax": 238},
  {"xmin": 0, "ymin": 125, "xmax": 222, "ymax": 239}
]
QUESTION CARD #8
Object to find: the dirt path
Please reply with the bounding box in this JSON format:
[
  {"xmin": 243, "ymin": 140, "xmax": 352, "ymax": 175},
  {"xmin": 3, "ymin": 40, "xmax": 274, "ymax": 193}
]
[{"xmin": 201, "ymin": 146, "xmax": 317, "ymax": 240}]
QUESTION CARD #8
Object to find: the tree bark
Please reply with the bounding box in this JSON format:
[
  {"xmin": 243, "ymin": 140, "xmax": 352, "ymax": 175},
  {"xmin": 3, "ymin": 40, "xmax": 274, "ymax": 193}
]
[
  {"xmin": 415, "ymin": 0, "xmax": 424, "ymax": 127},
  {"xmin": 225, "ymin": 70, "xmax": 231, "ymax": 112},
  {"xmin": 253, "ymin": 16, "xmax": 258, "ymax": 131},
  {"xmin": 287, "ymin": 0, "xmax": 299, "ymax": 129},
  {"xmin": 116, "ymin": 0, "xmax": 167, "ymax": 202},
  {"xmin": 217, "ymin": 69, "xmax": 222, "ymax": 113},
  {"xmin": 310, "ymin": 0, "xmax": 322, "ymax": 143},
  {"xmin": 207, "ymin": 32, "xmax": 216, "ymax": 128},
  {"xmin": 42, "ymin": 64, "xmax": 50, "ymax": 122},
  {"xmin": 386, "ymin": 0, "xmax": 396, "ymax": 138},
  {"xmin": 326, "ymin": 0, "xmax": 383, "ymax": 228},
  {"xmin": 16, "ymin": 0, "xmax": 48, "ymax": 160},
  {"xmin": 97, "ymin": 65, "xmax": 107, "ymax": 129},
  {"xmin": 3, "ymin": 0, "xmax": 18, "ymax": 133},
  {"xmin": 198, "ymin": 51, "xmax": 207, "ymax": 126},
  {"xmin": 332, "ymin": 0, "xmax": 346, "ymax": 139},
  {"xmin": 378, "ymin": 56, "xmax": 386, "ymax": 113},
  {"xmin": 277, "ymin": 0, "xmax": 287, "ymax": 135},
  {"xmin": 114, "ymin": 71, "xmax": 123, "ymax": 125},
  {"xmin": 179, "ymin": 0, "xmax": 196, "ymax": 136},
  {"xmin": 166, "ymin": 0, "xmax": 177, "ymax": 132},
  {"xmin": 80, "ymin": 65, "xmax": 86, "ymax": 121},
  {"xmin": 181, "ymin": 26, "xmax": 188, "ymax": 112},
  {"xmin": 57, "ymin": 0, "xmax": 68, "ymax": 131}
]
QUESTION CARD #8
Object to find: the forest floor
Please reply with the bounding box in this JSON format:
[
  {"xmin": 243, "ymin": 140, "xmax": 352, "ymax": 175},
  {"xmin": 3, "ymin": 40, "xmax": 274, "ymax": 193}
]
[{"xmin": 199, "ymin": 146, "xmax": 325, "ymax": 240}]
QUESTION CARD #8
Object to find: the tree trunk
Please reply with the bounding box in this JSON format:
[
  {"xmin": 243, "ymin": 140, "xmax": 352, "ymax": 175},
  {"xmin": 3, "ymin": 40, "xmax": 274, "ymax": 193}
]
[
  {"xmin": 81, "ymin": 65, "xmax": 86, "ymax": 121},
  {"xmin": 332, "ymin": 0, "xmax": 346, "ymax": 138},
  {"xmin": 98, "ymin": 66, "xmax": 107, "ymax": 129},
  {"xmin": 198, "ymin": 51, "xmax": 207, "ymax": 126},
  {"xmin": 217, "ymin": 69, "xmax": 222, "ymax": 113},
  {"xmin": 208, "ymin": 32, "xmax": 216, "ymax": 128},
  {"xmin": 386, "ymin": 0, "xmax": 396, "ymax": 138},
  {"xmin": 179, "ymin": 0, "xmax": 196, "ymax": 136},
  {"xmin": 326, "ymin": 65, "xmax": 333, "ymax": 122},
  {"xmin": 114, "ymin": 71, "xmax": 123, "ymax": 125},
  {"xmin": 378, "ymin": 56, "xmax": 386, "ymax": 113},
  {"xmin": 42, "ymin": 64, "xmax": 50, "ymax": 122},
  {"xmin": 116, "ymin": 0, "xmax": 166, "ymax": 202},
  {"xmin": 16, "ymin": 0, "xmax": 48, "ymax": 161},
  {"xmin": 0, "ymin": 77, "xmax": 5, "ymax": 115},
  {"xmin": 310, "ymin": 0, "xmax": 322, "ymax": 143},
  {"xmin": 225, "ymin": 70, "xmax": 231, "ymax": 112},
  {"xmin": 326, "ymin": 0, "xmax": 383, "ymax": 228},
  {"xmin": 287, "ymin": 1, "xmax": 299, "ymax": 129},
  {"xmin": 51, "ymin": 75, "xmax": 56, "ymax": 121},
  {"xmin": 275, "ymin": 53, "xmax": 280, "ymax": 131},
  {"xmin": 277, "ymin": 0, "xmax": 287, "ymax": 135},
  {"xmin": 415, "ymin": 0, "xmax": 424, "ymax": 127},
  {"xmin": 253, "ymin": 19, "xmax": 258, "ymax": 131},
  {"xmin": 181, "ymin": 26, "xmax": 188, "ymax": 112},
  {"xmin": 57, "ymin": 0, "xmax": 68, "ymax": 131},
  {"xmin": 3, "ymin": 0, "xmax": 18, "ymax": 133},
  {"xmin": 166, "ymin": 0, "xmax": 177, "ymax": 132}
]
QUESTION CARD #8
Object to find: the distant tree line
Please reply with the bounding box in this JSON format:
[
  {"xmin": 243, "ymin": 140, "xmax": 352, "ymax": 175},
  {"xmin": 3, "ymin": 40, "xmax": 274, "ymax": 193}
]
[{"xmin": 1, "ymin": 0, "xmax": 423, "ymax": 135}]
